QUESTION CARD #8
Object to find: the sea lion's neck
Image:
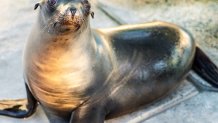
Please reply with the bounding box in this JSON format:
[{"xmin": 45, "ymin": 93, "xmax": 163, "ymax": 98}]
[
  {"xmin": 24, "ymin": 19, "xmax": 96, "ymax": 71},
  {"xmin": 37, "ymin": 21, "xmax": 95, "ymax": 55}
]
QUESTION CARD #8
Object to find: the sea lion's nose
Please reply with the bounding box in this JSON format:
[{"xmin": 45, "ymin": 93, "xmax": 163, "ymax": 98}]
[{"xmin": 69, "ymin": 8, "xmax": 77, "ymax": 17}]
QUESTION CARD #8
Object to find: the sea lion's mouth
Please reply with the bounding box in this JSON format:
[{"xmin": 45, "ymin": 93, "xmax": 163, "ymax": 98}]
[{"xmin": 52, "ymin": 18, "xmax": 84, "ymax": 33}]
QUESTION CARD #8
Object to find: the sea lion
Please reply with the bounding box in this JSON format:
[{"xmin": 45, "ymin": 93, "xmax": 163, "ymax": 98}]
[{"xmin": 0, "ymin": 0, "xmax": 218, "ymax": 123}]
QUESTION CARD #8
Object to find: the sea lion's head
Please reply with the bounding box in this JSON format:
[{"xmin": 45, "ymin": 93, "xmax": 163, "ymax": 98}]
[{"xmin": 35, "ymin": 0, "xmax": 93, "ymax": 34}]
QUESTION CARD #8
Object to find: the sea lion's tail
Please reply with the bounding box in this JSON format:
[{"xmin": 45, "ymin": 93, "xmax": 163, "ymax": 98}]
[
  {"xmin": 189, "ymin": 47, "xmax": 218, "ymax": 91},
  {"xmin": 0, "ymin": 84, "xmax": 37, "ymax": 118}
]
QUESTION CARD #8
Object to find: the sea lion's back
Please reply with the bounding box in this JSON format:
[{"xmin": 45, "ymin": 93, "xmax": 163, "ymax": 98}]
[{"xmin": 97, "ymin": 22, "xmax": 195, "ymax": 75}]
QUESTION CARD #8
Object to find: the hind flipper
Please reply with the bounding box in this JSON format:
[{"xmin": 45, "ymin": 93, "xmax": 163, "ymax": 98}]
[
  {"xmin": 0, "ymin": 84, "xmax": 37, "ymax": 118},
  {"xmin": 188, "ymin": 71, "xmax": 218, "ymax": 92},
  {"xmin": 192, "ymin": 47, "xmax": 218, "ymax": 89},
  {"xmin": 70, "ymin": 104, "xmax": 106, "ymax": 123}
]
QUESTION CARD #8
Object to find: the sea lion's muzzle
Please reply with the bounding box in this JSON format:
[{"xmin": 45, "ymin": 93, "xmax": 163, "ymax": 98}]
[
  {"xmin": 58, "ymin": 7, "xmax": 83, "ymax": 25},
  {"xmin": 52, "ymin": 6, "xmax": 85, "ymax": 33}
]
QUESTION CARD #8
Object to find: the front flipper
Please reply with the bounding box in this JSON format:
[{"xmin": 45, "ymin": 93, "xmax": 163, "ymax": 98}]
[
  {"xmin": 70, "ymin": 104, "xmax": 106, "ymax": 123},
  {"xmin": 0, "ymin": 84, "xmax": 37, "ymax": 118}
]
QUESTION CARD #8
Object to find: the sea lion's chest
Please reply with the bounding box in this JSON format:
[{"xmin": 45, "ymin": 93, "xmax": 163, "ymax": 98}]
[{"xmin": 25, "ymin": 45, "xmax": 94, "ymax": 111}]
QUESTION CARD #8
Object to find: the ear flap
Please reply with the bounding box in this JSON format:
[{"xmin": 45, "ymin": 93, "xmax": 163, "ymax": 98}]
[
  {"xmin": 34, "ymin": 3, "xmax": 41, "ymax": 10},
  {"xmin": 91, "ymin": 11, "xmax": 94, "ymax": 19}
]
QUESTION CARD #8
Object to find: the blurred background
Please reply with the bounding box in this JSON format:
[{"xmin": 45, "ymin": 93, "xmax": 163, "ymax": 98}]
[{"xmin": 0, "ymin": 0, "xmax": 217, "ymax": 123}]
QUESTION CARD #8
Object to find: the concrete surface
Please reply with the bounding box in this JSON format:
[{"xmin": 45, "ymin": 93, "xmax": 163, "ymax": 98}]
[{"xmin": 0, "ymin": 0, "xmax": 218, "ymax": 123}]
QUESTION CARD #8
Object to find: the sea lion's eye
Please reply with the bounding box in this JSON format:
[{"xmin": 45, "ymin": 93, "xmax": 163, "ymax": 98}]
[{"xmin": 48, "ymin": 0, "xmax": 57, "ymax": 6}]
